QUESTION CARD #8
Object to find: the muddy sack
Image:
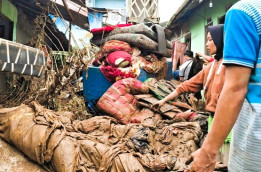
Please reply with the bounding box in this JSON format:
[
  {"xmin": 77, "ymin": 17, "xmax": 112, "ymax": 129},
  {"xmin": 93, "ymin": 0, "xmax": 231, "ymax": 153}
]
[
  {"xmin": 0, "ymin": 102, "xmax": 76, "ymax": 171},
  {"xmin": 0, "ymin": 102, "xmax": 203, "ymax": 171}
]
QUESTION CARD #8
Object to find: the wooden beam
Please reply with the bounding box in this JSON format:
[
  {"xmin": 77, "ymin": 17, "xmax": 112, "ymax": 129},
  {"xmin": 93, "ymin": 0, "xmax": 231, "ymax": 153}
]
[
  {"xmin": 50, "ymin": 0, "xmax": 87, "ymax": 16},
  {"xmin": 14, "ymin": 2, "xmax": 43, "ymax": 15},
  {"xmin": 68, "ymin": 22, "xmax": 71, "ymax": 53},
  {"xmin": 13, "ymin": 0, "xmax": 88, "ymax": 30},
  {"xmin": 62, "ymin": 0, "xmax": 74, "ymax": 22}
]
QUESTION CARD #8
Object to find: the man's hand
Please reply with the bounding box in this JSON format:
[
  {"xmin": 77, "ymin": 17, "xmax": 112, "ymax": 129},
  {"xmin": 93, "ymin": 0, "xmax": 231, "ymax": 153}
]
[{"xmin": 186, "ymin": 148, "xmax": 216, "ymax": 172}]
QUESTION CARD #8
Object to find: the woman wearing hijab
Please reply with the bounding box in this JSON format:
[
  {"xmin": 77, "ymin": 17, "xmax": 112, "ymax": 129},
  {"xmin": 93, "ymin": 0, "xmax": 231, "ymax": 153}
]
[
  {"xmin": 153, "ymin": 24, "xmax": 230, "ymax": 164},
  {"xmin": 153, "ymin": 24, "xmax": 225, "ymax": 114}
]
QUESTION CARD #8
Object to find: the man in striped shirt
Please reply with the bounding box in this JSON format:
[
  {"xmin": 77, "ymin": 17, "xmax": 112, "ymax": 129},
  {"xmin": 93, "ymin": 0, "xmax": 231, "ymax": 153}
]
[{"xmin": 188, "ymin": 0, "xmax": 261, "ymax": 171}]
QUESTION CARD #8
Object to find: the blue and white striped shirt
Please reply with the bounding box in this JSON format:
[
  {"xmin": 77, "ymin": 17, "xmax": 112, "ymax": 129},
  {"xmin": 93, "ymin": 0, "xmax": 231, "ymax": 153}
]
[{"xmin": 223, "ymin": 0, "xmax": 261, "ymax": 171}]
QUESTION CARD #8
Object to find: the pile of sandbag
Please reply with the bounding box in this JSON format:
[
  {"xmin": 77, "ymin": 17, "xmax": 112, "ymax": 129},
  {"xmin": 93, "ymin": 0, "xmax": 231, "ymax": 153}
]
[{"xmin": 0, "ymin": 101, "xmax": 204, "ymax": 171}]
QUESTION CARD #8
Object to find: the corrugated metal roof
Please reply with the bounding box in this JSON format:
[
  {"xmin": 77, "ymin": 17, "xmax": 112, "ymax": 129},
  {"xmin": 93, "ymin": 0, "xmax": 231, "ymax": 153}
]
[{"xmin": 10, "ymin": 0, "xmax": 88, "ymax": 30}]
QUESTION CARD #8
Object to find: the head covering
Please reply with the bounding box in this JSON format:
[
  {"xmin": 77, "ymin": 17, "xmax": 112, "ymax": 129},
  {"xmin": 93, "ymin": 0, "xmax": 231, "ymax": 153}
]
[
  {"xmin": 208, "ymin": 24, "xmax": 224, "ymax": 60},
  {"xmin": 184, "ymin": 50, "xmax": 194, "ymax": 58}
]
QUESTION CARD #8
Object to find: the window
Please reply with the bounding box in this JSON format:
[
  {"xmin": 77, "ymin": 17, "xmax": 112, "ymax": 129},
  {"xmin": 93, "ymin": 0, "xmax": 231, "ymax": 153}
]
[
  {"xmin": 0, "ymin": 14, "xmax": 13, "ymax": 40},
  {"xmin": 218, "ymin": 15, "xmax": 225, "ymax": 24},
  {"xmin": 207, "ymin": 17, "xmax": 212, "ymax": 25},
  {"xmin": 0, "ymin": 25, "xmax": 4, "ymax": 38}
]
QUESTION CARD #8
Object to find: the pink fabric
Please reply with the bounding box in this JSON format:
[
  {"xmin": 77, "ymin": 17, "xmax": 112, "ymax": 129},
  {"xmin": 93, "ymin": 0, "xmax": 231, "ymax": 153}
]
[
  {"xmin": 105, "ymin": 51, "xmax": 132, "ymax": 68},
  {"xmin": 172, "ymin": 41, "xmax": 187, "ymax": 70},
  {"xmin": 91, "ymin": 24, "xmax": 132, "ymax": 36},
  {"xmin": 96, "ymin": 78, "xmax": 149, "ymax": 124},
  {"xmin": 92, "ymin": 46, "xmax": 132, "ymax": 67},
  {"xmin": 209, "ymin": 57, "xmax": 215, "ymax": 62},
  {"xmin": 189, "ymin": 112, "xmax": 197, "ymax": 120},
  {"xmin": 102, "ymin": 40, "xmax": 132, "ymax": 54},
  {"xmin": 92, "ymin": 56, "xmax": 105, "ymax": 66},
  {"xmin": 100, "ymin": 66, "xmax": 135, "ymax": 82}
]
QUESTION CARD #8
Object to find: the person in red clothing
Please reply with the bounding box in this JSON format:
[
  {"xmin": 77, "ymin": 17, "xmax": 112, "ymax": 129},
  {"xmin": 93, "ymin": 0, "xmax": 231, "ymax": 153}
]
[{"xmin": 153, "ymin": 24, "xmax": 225, "ymax": 114}]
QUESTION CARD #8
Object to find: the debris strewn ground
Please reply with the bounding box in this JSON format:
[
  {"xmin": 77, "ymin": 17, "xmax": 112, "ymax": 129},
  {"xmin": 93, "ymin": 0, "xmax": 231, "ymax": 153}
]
[
  {"xmin": 0, "ymin": 102, "xmax": 203, "ymax": 171},
  {"xmin": 0, "ymin": 138, "xmax": 46, "ymax": 172}
]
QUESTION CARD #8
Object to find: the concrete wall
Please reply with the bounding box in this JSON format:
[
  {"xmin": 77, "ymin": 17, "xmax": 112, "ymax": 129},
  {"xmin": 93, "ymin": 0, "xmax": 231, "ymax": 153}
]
[
  {"xmin": 0, "ymin": 0, "xmax": 17, "ymax": 92},
  {"xmin": 0, "ymin": 0, "xmax": 33, "ymax": 44},
  {"xmin": 0, "ymin": 1, "xmax": 34, "ymax": 93},
  {"xmin": 189, "ymin": 4, "xmax": 206, "ymax": 54},
  {"xmin": 0, "ymin": 0, "xmax": 17, "ymax": 41},
  {"xmin": 188, "ymin": 0, "xmax": 238, "ymax": 54},
  {"xmin": 94, "ymin": 0, "xmax": 127, "ymax": 25},
  {"xmin": 171, "ymin": 0, "xmax": 238, "ymax": 53},
  {"xmin": 16, "ymin": 10, "xmax": 34, "ymax": 44}
]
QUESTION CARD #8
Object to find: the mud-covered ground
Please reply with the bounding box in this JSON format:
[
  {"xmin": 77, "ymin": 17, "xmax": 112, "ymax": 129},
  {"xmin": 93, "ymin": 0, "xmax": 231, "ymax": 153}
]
[{"xmin": 0, "ymin": 138, "xmax": 46, "ymax": 172}]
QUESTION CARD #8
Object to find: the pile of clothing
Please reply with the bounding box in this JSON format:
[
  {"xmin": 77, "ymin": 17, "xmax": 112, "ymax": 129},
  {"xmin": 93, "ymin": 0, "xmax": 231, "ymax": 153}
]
[
  {"xmin": 91, "ymin": 23, "xmax": 172, "ymax": 56},
  {"xmin": 96, "ymin": 78, "xmax": 149, "ymax": 124},
  {"xmin": 91, "ymin": 23, "xmax": 172, "ymax": 82},
  {"xmin": 96, "ymin": 78, "xmax": 207, "ymax": 129}
]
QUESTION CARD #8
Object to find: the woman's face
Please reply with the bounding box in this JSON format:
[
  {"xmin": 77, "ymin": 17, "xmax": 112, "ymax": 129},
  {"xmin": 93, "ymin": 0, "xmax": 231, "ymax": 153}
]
[{"xmin": 206, "ymin": 32, "xmax": 217, "ymax": 55}]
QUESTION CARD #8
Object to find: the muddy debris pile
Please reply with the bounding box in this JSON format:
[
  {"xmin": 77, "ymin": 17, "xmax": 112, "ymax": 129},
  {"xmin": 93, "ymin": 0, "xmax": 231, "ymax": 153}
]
[
  {"xmin": 0, "ymin": 102, "xmax": 204, "ymax": 172},
  {"xmin": 0, "ymin": 46, "xmax": 98, "ymax": 120}
]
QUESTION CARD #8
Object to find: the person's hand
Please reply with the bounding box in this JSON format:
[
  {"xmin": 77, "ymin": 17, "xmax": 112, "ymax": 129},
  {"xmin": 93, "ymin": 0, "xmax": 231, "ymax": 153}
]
[
  {"xmin": 179, "ymin": 77, "xmax": 184, "ymax": 82},
  {"xmin": 152, "ymin": 99, "xmax": 166, "ymax": 110},
  {"xmin": 185, "ymin": 148, "xmax": 216, "ymax": 172},
  {"xmin": 196, "ymin": 52, "xmax": 203, "ymax": 57}
]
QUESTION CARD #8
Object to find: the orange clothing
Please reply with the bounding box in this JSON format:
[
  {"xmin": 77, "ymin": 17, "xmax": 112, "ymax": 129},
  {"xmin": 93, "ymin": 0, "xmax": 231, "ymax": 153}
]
[{"xmin": 176, "ymin": 58, "xmax": 225, "ymax": 113}]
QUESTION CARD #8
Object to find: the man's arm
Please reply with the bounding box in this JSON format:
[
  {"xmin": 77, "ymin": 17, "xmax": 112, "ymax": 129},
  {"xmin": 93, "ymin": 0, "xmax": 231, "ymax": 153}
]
[{"xmin": 189, "ymin": 65, "xmax": 251, "ymax": 171}]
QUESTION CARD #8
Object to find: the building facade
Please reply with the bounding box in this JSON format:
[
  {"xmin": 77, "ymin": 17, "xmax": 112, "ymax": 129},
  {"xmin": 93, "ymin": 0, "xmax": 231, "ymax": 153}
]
[{"xmin": 167, "ymin": 0, "xmax": 238, "ymax": 54}]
